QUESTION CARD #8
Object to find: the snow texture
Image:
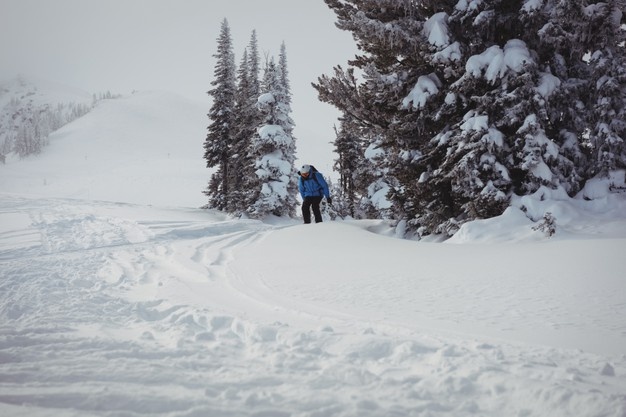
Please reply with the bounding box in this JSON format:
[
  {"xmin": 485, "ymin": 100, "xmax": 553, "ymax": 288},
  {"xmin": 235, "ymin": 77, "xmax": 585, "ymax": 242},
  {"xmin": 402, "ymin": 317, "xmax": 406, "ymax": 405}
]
[
  {"xmin": 536, "ymin": 71, "xmax": 561, "ymax": 98},
  {"xmin": 466, "ymin": 40, "xmax": 533, "ymax": 83},
  {"xmin": 1, "ymin": 89, "xmax": 625, "ymax": 417},
  {"xmin": 461, "ymin": 111, "xmax": 489, "ymax": 133},
  {"xmin": 433, "ymin": 41, "xmax": 462, "ymax": 64},
  {"xmin": 402, "ymin": 74, "xmax": 441, "ymax": 110},
  {"xmin": 455, "ymin": 0, "xmax": 483, "ymax": 13},
  {"xmin": 423, "ymin": 12, "xmax": 450, "ymax": 47},
  {"xmin": 522, "ymin": 0, "xmax": 544, "ymax": 13}
]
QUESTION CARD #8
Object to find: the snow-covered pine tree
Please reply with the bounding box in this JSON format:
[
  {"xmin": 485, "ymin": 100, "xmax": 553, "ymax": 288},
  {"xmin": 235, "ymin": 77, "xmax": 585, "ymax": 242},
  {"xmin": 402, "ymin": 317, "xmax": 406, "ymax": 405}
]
[
  {"xmin": 14, "ymin": 119, "xmax": 43, "ymax": 157},
  {"xmin": 218, "ymin": 30, "xmax": 264, "ymax": 215},
  {"xmin": 248, "ymin": 30, "xmax": 261, "ymax": 102},
  {"xmin": 313, "ymin": 64, "xmax": 398, "ymax": 221},
  {"xmin": 203, "ymin": 18, "xmax": 237, "ymax": 211},
  {"xmin": 581, "ymin": 1, "xmax": 626, "ymax": 176},
  {"xmin": 248, "ymin": 50, "xmax": 298, "ymax": 218},
  {"xmin": 229, "ymin": 48, "xmax": 257, "ymax": 215},
  {"xmin": 332, "ymin": 115, "xmax": 372, "ymax": 218},
  {"xmin": 237, "ymin": 31, "xmax": 265, "ymax": 212},
  {"xmin": 278, "ymin": 42, "xmax": 299, "ymax": 208},
  {"xmin": 315, "ymin": 0, "xmax": 461, "ymax": 233},
  {"xmin": 316, "ymin": 0, "xmax": 626, "ymax": 237}
]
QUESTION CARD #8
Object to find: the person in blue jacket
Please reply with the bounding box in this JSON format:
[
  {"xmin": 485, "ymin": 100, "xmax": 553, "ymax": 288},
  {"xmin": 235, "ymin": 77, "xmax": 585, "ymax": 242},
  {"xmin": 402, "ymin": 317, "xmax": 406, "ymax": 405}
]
[{"xmin": 298, "ymin": 164, "xmax": 331, "ymax": 223}]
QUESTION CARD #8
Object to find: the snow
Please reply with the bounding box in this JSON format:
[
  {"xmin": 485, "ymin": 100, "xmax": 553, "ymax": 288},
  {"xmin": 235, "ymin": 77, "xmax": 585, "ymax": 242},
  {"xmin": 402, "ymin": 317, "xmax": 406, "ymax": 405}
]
[
  {"xmin": 503, "ymin": 40, "xmax": 533, "ymax": 72},
  {"xmin": 433, "ymin": 41, "xmax": 462, "ymax": 64},
  {"xmin": 367, "ymin": 180, "xmax": 393, "ymax": 211},
  {"xmin": 364, "ymin": 142, "xmax": 384, "ymax": 161},
  {"xmin": 255, "ymin": 151, "xmax": 292, "ymax": 200},
  {"xmin": 0, "ymin": 91, "xmax": 208, "ymax": 207},
  {"xmin": 422, "ymin": 13, "xmax": 450, "ymax": 48},
  {"xmin": 1, "ymin": 87, "xmax": 626, "ymax": 417},
  {"xmin": 461, "ymin": 111, "xmax": 489, "ymax": 133},
  {"xmin": 481, "ymin": 127, "xmax": 504, "ymax": 149},
  {"xmin": 579, "ymin": 170, "xmax": 626, "ymax": 200},
  {"xmin": 536, "ymin": 72, "xmax": 561, "ymax": 98},
  {"xmin": 466, "ymin": 40, "xmax": 533, "ymax": 83},
  {"xmin": 455, "ymin": 0, "xmax": 483, "ymax": 12},
  {"xmin": 522, "ymin": 0, "xmax": 544, "ymax": 13},
  {"xmin": 401, "ymin": 74, "xmax": 441, "ymax": 110},
  {"xmin": 258, "ymin": 124, "xmax": 290, "ymax": 147},
  {"xmin": 584, "ymin": 3, "xmax": 608, "ymax": 18},
  {"xmin": 518, "ymin": 114, "xmax": 560, "ymax": 182},
  {"xmin": 257, "ymin": 92, "xmax": 275, "ymax": 105}
]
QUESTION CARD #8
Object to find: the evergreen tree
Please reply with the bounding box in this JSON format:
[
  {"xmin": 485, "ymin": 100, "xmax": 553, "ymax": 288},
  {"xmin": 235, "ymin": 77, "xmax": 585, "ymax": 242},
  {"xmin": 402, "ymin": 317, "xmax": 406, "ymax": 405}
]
[
  {"xmin": 229, "ymin": 31, "xmax": 266, "ymax": 215},
  {"xmin": 229, "ymin": 48, "xmax": 256, "ymax": 214},
  {"xmin": 203, "ymin": 19, "xmax": 237, "ymax": 210},
  {"xmin": 248, "ymin": 51, "xmax": 298, "ymax": 218},
  {"xmin": 278, "ymin": 42, "xmax": 292, "ymax": 110},
  {"xmin": 315, "ymin": 0, "xmax": 626, "ymax": 237},
  {"xmin": 332, "ymin": 115, "xmax": 371, "ymax": 218},
  {"xmin": 582, "ymin": 0, "xmax": 626, "ymax": 176},
  {"xmin": 277, "ymin": 42, "xmax": 300, "ymax": 208},
  {"xmin": 248, "ymin": 30, "xmax": 261, "ymax": 105}
]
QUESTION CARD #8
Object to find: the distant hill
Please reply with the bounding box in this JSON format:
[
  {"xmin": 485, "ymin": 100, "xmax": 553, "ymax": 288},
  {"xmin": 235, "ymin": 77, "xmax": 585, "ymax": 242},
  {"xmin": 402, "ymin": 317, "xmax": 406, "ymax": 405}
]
[
  {"xmin": 0, "ymin": 76, "xmax": 95, "ymax": 159},
  {"xmin": 0, "ymin": 78, "xmax": 210, "ymax": 207}
]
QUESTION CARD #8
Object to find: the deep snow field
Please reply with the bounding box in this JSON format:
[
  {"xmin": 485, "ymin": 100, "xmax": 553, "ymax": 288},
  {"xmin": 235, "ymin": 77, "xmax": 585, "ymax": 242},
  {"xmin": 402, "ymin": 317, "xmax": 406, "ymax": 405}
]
[{"xmin": 1, "ymin": 90, "xmax": 625, "ymax": 417}]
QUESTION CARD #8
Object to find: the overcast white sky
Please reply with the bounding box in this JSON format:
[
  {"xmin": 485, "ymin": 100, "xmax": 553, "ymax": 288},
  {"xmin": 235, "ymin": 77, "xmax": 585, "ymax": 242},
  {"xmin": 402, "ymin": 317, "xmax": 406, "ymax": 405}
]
[{"xmin": 0, "ymin": 0, "xmax": 358, "ymax": 175}]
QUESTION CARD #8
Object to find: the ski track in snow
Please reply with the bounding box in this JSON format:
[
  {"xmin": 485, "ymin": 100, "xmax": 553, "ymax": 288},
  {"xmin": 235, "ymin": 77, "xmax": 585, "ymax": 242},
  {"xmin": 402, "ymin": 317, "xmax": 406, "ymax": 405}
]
[{"xmin": 1, "ymin": 195, "xmax": 625, "ymax": 417}]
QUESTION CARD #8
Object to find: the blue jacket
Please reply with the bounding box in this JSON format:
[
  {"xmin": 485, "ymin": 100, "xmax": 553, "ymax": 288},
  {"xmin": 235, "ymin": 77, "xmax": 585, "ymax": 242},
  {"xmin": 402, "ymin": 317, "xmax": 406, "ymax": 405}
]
[{"xmin": 299, "ymin": 171, "xmax": 330, "ymax": 199}]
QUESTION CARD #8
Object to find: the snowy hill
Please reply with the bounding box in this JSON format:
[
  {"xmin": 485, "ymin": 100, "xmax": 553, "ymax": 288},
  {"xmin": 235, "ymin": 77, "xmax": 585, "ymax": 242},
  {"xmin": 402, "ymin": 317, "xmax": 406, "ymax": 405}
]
[
  {"xmin": 0, "ymin": 88, "xmax": 209, "ymax": 207},
  {"xmin": 1, "ymin": 81, "xmax": 625, "ymax": 416}
]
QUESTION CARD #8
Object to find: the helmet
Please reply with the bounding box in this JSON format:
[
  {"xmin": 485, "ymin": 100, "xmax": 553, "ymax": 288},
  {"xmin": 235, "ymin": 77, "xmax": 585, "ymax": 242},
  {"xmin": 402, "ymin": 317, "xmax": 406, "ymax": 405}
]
[{"xmin": 301, "ymin": 165, "xmax": 311, "ymax": 176}]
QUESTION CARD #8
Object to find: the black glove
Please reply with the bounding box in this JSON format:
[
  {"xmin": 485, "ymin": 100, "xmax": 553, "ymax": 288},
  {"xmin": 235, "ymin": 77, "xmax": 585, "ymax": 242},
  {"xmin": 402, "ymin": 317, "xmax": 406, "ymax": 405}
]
[{"xmin": 327, "ymin": 197, "xmax": 332, "ymax": 205}]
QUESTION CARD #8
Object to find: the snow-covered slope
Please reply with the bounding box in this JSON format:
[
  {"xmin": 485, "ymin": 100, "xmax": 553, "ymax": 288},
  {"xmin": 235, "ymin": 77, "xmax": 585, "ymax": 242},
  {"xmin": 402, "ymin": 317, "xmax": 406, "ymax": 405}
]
[
  {"xmin": 0, "ymin": 81, "xmax": 625, "ymax": 417},
  {"xmin": 0, "ymin": 89, "xmax": 208, "ymax": 207}
]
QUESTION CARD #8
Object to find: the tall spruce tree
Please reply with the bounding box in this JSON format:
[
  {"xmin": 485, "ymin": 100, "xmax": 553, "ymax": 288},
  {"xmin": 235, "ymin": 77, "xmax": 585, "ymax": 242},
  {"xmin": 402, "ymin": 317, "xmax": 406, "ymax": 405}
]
[
  {"xmin": 224, "ymin": 30, "xmax": 263, "ymax": 215},
  {"xmin": 203, "ymin": 19, "xmax": 236, "ymax": 210},
  {"xmin": 278, "ymin": 42, "xmax": 300, "ymax": 208},
  {"xmin": 228, "ymin": 49, "xmax": 254, "ymax": 214},
  {"xmin": 332, "ymin": 115, "xmax": 372, "ymax": 218},
  {"xmin": 315, "ymin": 0, "xmax": 626, "ymax": 237},
  {"xmin": 238, "ymin": 31, "xmax": 264, "ymax": 212},
  {"xmin": 582, "ymin": 1, "xmax": 626, "ymax": 176},
  {"xmin": 248, "ymin": 30, "xmax": 261, "ymax": 104},
  {"xmin": 248, "ymin": 51, "xmax": 298, "ymax": 218}
]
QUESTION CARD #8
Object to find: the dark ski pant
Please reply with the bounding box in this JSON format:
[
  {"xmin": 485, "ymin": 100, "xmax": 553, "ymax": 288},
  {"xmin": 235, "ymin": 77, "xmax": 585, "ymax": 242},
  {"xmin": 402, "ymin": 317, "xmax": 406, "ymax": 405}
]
[{"xmin": 302, "ymin": 196, "xmax": 323, "ymax": 223}]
